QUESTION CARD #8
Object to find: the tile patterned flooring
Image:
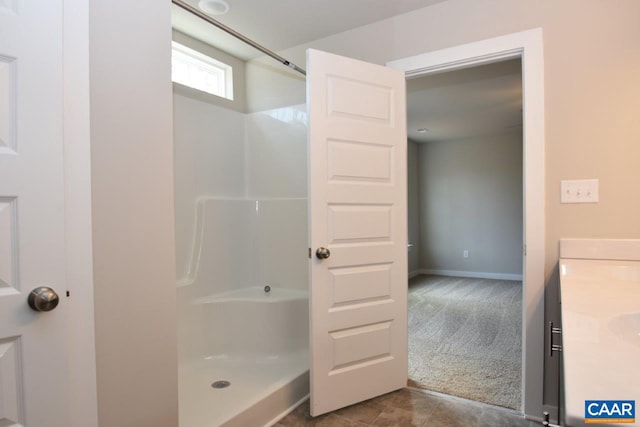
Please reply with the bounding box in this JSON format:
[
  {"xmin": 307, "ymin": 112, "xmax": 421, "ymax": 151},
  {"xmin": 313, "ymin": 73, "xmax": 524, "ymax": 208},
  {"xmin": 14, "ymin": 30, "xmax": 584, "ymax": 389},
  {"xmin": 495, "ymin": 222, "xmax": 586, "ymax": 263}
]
[{"xmin": 275, "ymin": 387, "xmax": 540, "ymax": 426}]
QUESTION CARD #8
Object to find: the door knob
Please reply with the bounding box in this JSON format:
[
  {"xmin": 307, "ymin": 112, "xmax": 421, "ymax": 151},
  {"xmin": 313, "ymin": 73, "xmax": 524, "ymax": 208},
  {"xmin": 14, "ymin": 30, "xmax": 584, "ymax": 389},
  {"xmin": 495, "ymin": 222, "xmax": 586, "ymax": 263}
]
[
  {"xmin": 315, "ymin": 247, "xmax": 331, "ymax": 260},
  {"xmin": 27, "ymin": 286, "xmax": 60, "ymax": 312}
]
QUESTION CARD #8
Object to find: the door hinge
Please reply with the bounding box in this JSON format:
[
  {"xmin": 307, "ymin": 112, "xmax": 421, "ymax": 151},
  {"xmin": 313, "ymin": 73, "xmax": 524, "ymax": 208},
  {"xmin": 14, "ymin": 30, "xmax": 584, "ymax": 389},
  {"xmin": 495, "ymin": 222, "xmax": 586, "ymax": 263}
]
[
  {"xmin": 308, "ymin": 248, "xmax": 311, "ymax": 259},
  {"xmin": 66, "ymin": 290, "xmax": 70, "ymax": 297}
]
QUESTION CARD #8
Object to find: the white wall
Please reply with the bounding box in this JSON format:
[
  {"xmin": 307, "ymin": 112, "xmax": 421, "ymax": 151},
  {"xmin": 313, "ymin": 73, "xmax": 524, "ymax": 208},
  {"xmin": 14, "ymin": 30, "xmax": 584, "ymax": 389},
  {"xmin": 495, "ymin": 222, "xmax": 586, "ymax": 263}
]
[
  {"xmin": 89, "ymin": 0, "xmax": 178, "ymax": 426},
  {"xmin": 417, "ymin": 133, "xmax": 523, "ymax": 277}
]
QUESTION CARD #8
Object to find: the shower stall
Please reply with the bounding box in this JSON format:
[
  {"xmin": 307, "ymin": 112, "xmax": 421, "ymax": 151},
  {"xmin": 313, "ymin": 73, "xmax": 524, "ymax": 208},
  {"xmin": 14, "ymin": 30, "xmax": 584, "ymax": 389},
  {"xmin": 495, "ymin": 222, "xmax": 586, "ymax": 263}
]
[
  {"xmin": 174, "ymin": 94, "xmax": 309, "ymax": 425},
  {"xmin": 172, "ymin": 3, "xmax": 310, "ymax": 421}
]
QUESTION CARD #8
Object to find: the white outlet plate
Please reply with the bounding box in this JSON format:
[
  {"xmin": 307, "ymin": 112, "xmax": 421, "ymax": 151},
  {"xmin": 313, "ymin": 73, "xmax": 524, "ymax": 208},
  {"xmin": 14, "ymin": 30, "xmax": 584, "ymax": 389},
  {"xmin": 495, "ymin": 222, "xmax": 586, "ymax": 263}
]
[{"xmin": 561, "ymin": 179, "xmax": 599, "ymax": 203}]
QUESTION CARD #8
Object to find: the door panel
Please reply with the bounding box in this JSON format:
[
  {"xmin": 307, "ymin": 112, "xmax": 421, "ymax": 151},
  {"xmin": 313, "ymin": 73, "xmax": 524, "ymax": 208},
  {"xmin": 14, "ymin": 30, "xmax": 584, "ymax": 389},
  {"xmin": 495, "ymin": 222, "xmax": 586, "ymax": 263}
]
[
  {"xmin": 327, "ymin": 140, "xmax": 393, "ymax": 182},
  {"xmin": 307, "ymin": 49, "xmax": 407, "ymax": 416},
  {"xmin": 0, "ymin": 2, "xmax": 68, "ymax": 426}
]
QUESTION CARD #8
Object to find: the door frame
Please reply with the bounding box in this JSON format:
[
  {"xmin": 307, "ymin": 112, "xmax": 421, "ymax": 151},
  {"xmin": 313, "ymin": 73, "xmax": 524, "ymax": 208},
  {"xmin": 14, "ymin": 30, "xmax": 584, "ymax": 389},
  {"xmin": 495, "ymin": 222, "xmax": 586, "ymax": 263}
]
[
  {"xmin": 63, "ymin": 0, "xmax": 99, "ymax": 425},
  {"xmin": 387, "ymin": 28, "xmax": 545, "ymax": 419}
]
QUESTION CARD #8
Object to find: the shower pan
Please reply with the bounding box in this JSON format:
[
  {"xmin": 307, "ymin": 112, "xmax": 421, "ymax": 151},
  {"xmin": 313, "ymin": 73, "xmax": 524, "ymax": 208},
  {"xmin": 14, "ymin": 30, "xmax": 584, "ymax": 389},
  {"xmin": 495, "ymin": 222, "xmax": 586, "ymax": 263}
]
[{"xmin": 176, "ymin": 199, "xmax": 309, "ymax": 427}]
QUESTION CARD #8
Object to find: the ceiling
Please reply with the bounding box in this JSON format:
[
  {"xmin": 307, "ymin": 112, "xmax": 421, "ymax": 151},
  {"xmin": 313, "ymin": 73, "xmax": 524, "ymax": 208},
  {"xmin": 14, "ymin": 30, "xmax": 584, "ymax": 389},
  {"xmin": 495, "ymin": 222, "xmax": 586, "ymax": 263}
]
[
  {"xmin": 172, "ymin": 0, "xmax": 446, "ymax": 60},
  {"xmin": 172, "ymin": 1, "xmax": 522, "ymax": 143},
  {"xmin": 407, "ymin": 59, "xmax": 523, "ymax": 143}
]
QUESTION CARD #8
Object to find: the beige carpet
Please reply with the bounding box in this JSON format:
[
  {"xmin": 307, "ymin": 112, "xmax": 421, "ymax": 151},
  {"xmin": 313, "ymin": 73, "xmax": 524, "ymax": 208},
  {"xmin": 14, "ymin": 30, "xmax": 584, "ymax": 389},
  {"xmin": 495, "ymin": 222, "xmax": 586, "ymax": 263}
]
[{"xmin": 408, "ymin": 275, "xmax": 522, "ymax": 410}]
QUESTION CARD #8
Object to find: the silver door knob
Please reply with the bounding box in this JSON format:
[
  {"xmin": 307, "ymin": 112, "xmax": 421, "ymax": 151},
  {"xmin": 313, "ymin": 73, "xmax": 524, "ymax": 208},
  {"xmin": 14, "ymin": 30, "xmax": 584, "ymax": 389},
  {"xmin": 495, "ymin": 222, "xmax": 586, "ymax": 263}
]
[
  {"xmin": 315, "ymin": 247, "xmax": 331, "ymax": 260},
  {"xmin": 27, "ymin": 286, "xmax": 60, "ymax": 312}
]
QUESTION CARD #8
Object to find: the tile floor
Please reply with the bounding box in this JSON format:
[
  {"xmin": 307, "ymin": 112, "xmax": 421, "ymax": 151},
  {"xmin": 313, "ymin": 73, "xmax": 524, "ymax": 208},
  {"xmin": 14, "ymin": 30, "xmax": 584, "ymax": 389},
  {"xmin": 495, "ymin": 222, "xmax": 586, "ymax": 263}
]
[{"xmin": 275, "ymin": 387, "xmax": 541, "ymax": 426}]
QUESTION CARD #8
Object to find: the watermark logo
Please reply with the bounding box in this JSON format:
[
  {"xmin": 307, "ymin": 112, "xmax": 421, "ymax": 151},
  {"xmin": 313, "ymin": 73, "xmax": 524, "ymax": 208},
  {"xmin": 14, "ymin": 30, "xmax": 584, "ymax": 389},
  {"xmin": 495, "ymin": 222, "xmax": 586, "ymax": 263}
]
[{"xmin": 585, "ymin": 400, "xmax": 635, "ymax": 424}]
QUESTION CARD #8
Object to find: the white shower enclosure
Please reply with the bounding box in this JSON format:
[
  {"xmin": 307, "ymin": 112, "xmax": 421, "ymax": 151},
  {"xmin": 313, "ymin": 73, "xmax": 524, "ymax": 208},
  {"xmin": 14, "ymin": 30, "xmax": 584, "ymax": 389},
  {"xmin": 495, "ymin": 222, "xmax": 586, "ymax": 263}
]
[{"xmin": 174, "ymin": 93, "xmax": 309, "ymax": 426}]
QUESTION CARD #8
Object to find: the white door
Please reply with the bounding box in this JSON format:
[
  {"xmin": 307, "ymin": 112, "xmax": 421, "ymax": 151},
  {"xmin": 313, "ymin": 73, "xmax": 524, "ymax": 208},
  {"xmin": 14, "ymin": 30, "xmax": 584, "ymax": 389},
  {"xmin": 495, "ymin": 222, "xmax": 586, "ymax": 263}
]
[
  {"xmin": 307, "ymin": 49, "xmax": 408, "ymax": 416},
  {"xmin": 0, "ymin": 2, "xmax": 69, "ymax": 426}
]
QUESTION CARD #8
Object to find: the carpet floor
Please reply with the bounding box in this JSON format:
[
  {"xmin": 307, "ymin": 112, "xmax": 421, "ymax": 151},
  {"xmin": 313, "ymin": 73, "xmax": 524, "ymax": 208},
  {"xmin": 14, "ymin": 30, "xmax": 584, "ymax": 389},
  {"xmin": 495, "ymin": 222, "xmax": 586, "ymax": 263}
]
[{"xmin": 408, "ymin": 275, "xmax": 522, "ymax": 410}]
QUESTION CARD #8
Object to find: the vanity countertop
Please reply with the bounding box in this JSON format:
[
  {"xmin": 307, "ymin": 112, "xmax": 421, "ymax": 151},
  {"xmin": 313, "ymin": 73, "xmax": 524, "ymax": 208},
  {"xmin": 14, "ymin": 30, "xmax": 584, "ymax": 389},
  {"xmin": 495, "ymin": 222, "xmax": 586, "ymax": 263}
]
[{"xmin": 560, "ymin": 257, "xmax": 640, "ymax": 427}]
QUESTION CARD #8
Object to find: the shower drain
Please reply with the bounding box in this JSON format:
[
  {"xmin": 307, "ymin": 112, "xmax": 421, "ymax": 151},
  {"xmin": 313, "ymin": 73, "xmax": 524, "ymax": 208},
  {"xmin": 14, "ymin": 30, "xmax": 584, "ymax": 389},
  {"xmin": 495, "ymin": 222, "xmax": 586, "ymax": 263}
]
[{"xmin": 211, "ymin": 380, "xmax": 231, "ymax": 389}]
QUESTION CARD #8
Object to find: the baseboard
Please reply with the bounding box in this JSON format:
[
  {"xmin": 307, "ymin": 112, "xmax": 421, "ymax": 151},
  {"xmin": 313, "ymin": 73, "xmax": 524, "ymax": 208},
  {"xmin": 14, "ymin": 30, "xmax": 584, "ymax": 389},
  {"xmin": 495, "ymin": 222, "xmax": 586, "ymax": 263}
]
[
  {"xmin": 408, "ymin": 270, "xmax": 422, "ymax": 279},
  {"xmin": 416, "ymin": 269, "xmax": 523, "ymax": 281}
]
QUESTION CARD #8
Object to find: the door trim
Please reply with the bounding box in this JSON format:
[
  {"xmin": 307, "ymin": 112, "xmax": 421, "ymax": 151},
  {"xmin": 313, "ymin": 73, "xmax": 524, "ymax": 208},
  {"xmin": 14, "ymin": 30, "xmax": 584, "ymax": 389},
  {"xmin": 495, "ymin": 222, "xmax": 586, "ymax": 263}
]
[
  {"xmin": 387, "ymin": 28, "xmax": 545, "ymax": 418},
  {"xmin": 64, "ymin": 0, "xmax": 98, "ymax": 425}
]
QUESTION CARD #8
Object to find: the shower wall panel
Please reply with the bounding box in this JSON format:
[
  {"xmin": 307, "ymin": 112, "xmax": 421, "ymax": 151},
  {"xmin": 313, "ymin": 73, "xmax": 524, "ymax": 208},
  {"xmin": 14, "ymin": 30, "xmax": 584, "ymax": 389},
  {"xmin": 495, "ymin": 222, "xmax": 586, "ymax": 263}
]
[
  {"xmin": 174, "ymin": 97, "xmax": 308, "ymax": 293},
  {"xmin": 245, "ymin": 104, "xmax": 308, "ymax": 199},
  {"xmin": 173, "ymin": 94, "xmax": 246, "ymax": 280},
  {"xmin": 257, "ymin": 199, "xmax": 307, "ymax": 292},
  {"xmin": 190, "ymin": 199, "xmax": 256, "ymax": 294}
]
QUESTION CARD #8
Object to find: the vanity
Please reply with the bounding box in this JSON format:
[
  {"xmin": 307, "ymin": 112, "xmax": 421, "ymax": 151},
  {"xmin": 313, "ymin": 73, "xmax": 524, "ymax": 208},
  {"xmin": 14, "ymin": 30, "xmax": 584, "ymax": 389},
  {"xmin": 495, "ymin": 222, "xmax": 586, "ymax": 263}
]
[{"xmin": 559, "ymin": 239, "xmax": 640, "ymax": 426}]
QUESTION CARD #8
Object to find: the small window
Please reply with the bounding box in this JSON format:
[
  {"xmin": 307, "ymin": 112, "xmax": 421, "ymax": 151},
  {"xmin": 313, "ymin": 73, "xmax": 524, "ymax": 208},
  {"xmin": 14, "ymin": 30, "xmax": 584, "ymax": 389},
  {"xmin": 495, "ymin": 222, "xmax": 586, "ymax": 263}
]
[{"xmin": 171, "ymin": 41, "xmax": 233, "ymax": 100}]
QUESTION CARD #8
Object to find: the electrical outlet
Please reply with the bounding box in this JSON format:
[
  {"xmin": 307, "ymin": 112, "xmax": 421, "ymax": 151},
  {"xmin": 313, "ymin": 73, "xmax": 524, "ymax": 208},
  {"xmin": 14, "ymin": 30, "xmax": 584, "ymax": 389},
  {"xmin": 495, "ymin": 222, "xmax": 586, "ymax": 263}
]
[
  {"xmin": 560, "ymin": 179, "xmax": 599, "ymax": 203},
  {"xmin": 463, "ymin": 250, "xmax": 469, "ymax": 259}
]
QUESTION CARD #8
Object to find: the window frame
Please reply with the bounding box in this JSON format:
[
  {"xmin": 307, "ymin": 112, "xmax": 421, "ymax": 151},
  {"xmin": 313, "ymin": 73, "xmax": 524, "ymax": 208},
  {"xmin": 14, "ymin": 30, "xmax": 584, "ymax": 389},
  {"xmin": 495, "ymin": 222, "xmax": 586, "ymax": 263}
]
[{"xmin": 171, "ymin": 41, "xmax": 234, "ymax": 100}]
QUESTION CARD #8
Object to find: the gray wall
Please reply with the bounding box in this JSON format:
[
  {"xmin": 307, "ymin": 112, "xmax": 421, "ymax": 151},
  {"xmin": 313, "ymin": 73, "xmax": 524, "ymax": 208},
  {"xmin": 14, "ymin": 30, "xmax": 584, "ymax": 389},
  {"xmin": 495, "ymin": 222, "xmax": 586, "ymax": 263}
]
[
  {"xmin": 89, "ymin": 0, "xmax": 178, "ymax": 426},
  {"xmin": 417, "ymin": 133, "xmax": 523, "ymax": 276}
]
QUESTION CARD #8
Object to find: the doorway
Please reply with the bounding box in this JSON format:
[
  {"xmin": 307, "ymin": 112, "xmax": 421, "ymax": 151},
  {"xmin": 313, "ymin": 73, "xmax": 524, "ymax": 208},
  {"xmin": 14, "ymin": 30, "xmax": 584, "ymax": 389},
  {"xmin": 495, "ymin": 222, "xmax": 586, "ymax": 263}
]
[
  {"xmin": 405, "ymin": 59, "xmax": 524, "ymax": 409},
  {"xmin": 388, "ymin": 28, "xmax": 546, "ymax": 419}
]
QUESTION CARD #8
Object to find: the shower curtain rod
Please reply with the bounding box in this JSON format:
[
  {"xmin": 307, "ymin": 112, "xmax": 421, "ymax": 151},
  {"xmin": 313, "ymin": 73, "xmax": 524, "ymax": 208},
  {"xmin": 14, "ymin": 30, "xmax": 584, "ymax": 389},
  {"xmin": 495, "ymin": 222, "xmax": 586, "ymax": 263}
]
[{"xmin": 172, "ymin": 0, "xmax": 307, "ymax": 76}]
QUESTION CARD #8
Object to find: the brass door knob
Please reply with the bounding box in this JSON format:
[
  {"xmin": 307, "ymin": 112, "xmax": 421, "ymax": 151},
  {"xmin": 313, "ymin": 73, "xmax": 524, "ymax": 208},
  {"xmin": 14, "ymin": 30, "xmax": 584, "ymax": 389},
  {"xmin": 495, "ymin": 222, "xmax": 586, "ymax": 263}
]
[{"xmin": 27, "ymin": 286, "xmax": 60, "ymax": 312}]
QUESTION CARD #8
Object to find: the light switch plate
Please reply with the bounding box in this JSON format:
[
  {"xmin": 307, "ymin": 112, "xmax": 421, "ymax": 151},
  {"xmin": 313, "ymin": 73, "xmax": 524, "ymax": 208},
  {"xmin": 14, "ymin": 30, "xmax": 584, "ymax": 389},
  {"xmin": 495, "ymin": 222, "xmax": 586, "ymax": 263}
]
[{"xmin": 560, "ymin": 179, "xmax": 599, "ymax": 203}]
